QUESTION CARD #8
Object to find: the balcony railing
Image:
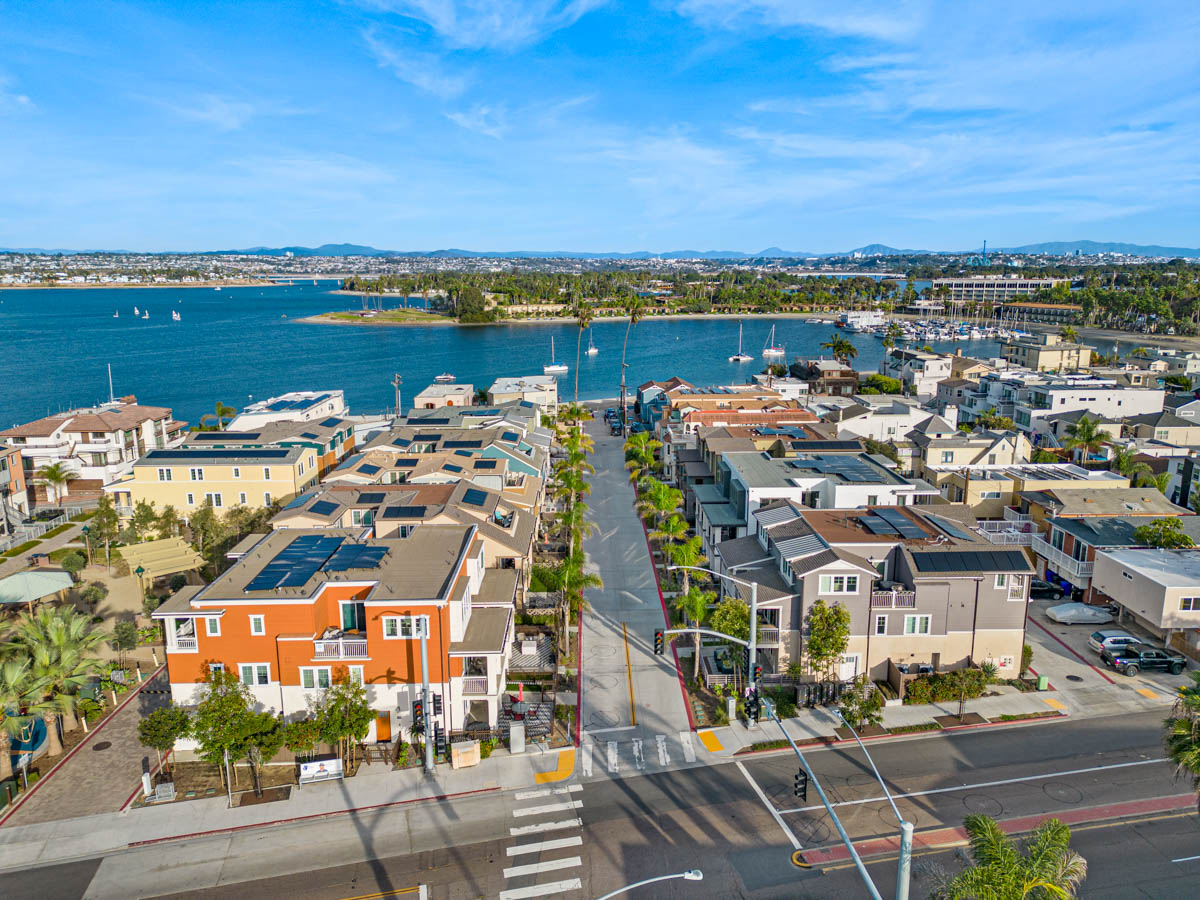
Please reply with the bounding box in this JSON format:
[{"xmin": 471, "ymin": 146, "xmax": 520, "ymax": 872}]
[
  {"xmin": 461, "ymin": 675, "xmax": 492, "ymax": 695},
  {"xmin": 1003, "ymin": 507, "xmax": 1033, "ymax": 523},
  {"xmin": 976, "ymin": 528, "xmax": 1034, "ymax": 546},
  {"xmin": 757, "ymin": 627, "xmax": 780, "ymax": 645},
  {"xmin": 871, "ymin": 591, "xmax": 916, "ymax": 608},
  {"xmin": 1031, "ymin": 536, "xmax": 1094, "ymax": 580},
  {"xmin": 313, "ymin": 638, "xmax": 369, "ymax": 660},
  {"xmin": 170, "ymin": 636, "xmax": 197, "ymax": 652}
]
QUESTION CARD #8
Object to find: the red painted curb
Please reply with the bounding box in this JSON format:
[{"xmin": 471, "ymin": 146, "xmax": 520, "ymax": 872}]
[
  {"xmin": 126, "ymin": 785, "xmax": 501, "ymax": 847},
  {"xmin": 806, "ymin": 791, "xmax": 1194, "ymax": 865},
  {"xmin": 641, "ymin": 518, "xmax": 697, "ymax": 731},
  {"xmin": 0, "ymin": 662, "xmax": 167, "ymax": 827},
  {"xmin": 1028, "ymin": 617, "xmax": 1116, "ymax": 685}
]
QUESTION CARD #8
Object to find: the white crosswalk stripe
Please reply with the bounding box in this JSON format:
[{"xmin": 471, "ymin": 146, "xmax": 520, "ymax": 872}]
[
  {"xmin": 505, "ymin": 785, "xmax": 586, "ymax": 898},
  {"xmin": 680, "ymin": 731, "xmax": 696, "ymax": 763},
  {"xmin": 507, "ymin": 836, "xmax": 584, "ymax": 856},
  {"xmin": 513, "ymin": 800, "xmax": 583, "ymax": 818},
  {"xmin": 606, "ymin": 740, "xmax": 618, "ymax": 772},
  {"xmin": 514, "ymin": 785, "xmax": 583, "ymax": 801},
  {"xmin": 581, "ymin": 736, "xmax": 593, "ymax": 777},
  {"xmin": 631, "ymin": 738, "xmax": 645, "ymax": 770},
  {"xmin": 498, "ymin": 879, "xmax": 583, "ymax": 900},
  {"xmin": 656, "ymin": 734, "xmax": 670, "ymax": 766},
  {"xmin": 510, "ymin": 818, "xmax": 582, "ymax": 836}
]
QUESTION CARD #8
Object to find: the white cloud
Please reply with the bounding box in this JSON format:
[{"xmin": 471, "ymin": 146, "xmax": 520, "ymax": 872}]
[
  {"xmin": 363, "ymin": 27, "xmax": 470, "ymax": 97},
  {"xmin": 673, "ymin": 0, "xmax": 929, "ymax": 42},
  {"xmin": 0, "ymin": 76, "xmax": 34, "ymax": 113},
  {"xmin": 360, "ymin": 0, "xmax": 604, "ymax": 50},
  {"xmin": 446, "ymin": 104, "xmax": 508, "ymax": 138},
  {"xmin": 161, "ymin": 94, "xmax": 256, "ymax": 130}
]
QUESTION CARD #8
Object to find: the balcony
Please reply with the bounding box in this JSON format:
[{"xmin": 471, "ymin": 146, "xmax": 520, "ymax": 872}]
[
  {"xmin": 976, "ymin": 527, "xmax": 1034, "ymax": 546},
  {"xmin": 757, "ymin": 627, "xmax": 781, "ymax": 645},
  {"xmin": 313, "ymin": 637, "xmax": 369, "ymax": 660},
  {"xmin": 871, "ymin": 591, "xmax": 916, "ymax": 608},
  {"xmin": 1003, "ymin": 507, "xmax": 1033, "ymax": 523},
  {"xmin": 169, "ymin": 636, "xmax": 197, "ymax": 652},
  {"xmin": 461, "ymin": 675, "xmax": 493, "ymax": 695},
  {"xmin": 1031, "ymin": 536, "xmax": 1094, "ymax": 580}
]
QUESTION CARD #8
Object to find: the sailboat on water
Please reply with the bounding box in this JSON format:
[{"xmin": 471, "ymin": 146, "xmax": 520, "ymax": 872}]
[
  {"xmin": 113, "ymin": 310, "xmax": 119, "ymax": 318},
  {"xmin": 729, "ymin": 322, "xmax": 753, "ymax": 362},
  {"xmin": 585, "ymin": 329, "xmax": 598, "ymax": 356},
  {"xmin": 544, "ymin": 336, "xmax": 568, "ymax": 375},
  {"xmin": 171, "ymin": 310, "xmax": 181, "ymax": 321},
  {"xmin": 762, "ymin": 324, "xmax": 785, "ymax": 357}
]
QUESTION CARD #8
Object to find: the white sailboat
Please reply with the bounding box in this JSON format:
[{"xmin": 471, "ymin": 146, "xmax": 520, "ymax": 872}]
[
  {"xmin": 133, "ymin": 306, "xmax": 139, "ymax": 316},
  {"xmin": 544, "ymin": 336, "xmax": 568, "ymax": 375},
  {"xmin": 729, "ymin": 322, "xmax": 753, "ymax": 362},
  {"xmin": 171, "ymin": 310, "xmax": 181, "ymax": 321},
  {"xmin": 762, "ymin": 324, "xmax": 785, "ymax": 357},
  {"xmin": 113, "ymin": 310, "xmax": 119, "ymax": 318},
  {"xmin": 142, "ymin": 310, "xmax": 149, "ymax": 319},
  {"xmin": 585, "ymin": 330, "xmax": 598, "ymax": 356}
]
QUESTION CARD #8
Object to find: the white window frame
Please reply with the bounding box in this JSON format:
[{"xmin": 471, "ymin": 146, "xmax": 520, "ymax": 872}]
[
  {"xmin": 903, "ymin": 614, "xmax": 931, "ymax": 635},
  {"xmin": 207, "ymin": 662, "xmax": 225, "ymax": 674},
  {"xmin": 818, "ymin": 574, "xmax": 858, "ymax": 595},
  {"xmin": 157, "ymin": 468, "xmax": 172, "ymax": 482},
  {"xmin": 186, "ymin": 492, "xmax": 195, "ymax": 506},
  {"xmin": 232, "ymin": 467, "xmax": 241, "ymax": 479},
  {"xmin": 382, "ymin": 614, "xmax": 429, "ymax": 639},
  {"xmin": 264, "ymin": 491, "xmax": 272, "ymax": 505},
  {"xmin": 941, "ymin": 451, "xmax": 953, "ymax": 463},
  {"xmin": 189, "ymin": 467, "xmax": 204, "ymax": 481},
  {"xmin": 874, "ymin": 614, "xmax": 887, "ymax": 636},
  {"xmin": 205, "ymin": 616, "xmax": 220, "ymax": 636},
  {"xmin": 980, "ymin": 490, "xmax": 1002, "ymax": 500},
  {"xmin": 263, "ymin": 466, "xmax": 272, "ymax": 480},
  {"xmin": 1181, "ymin": 597, "xmax": 1200, "ymax": 611},
  {"xmin": 249, "ymin": 614, "xmax": 265, "ymax": 636},
  {"xmin": 348, "ymin": 665, "xmax": 364, "ymax": 685},
  {"xmin": 205, "ymin": 492, "xmax": 223, "ymax": 508},
  {"xmin": 994, "ymin": 573, "xmax": 1008, "ymax": 589},
  {"xmin": 239, "ymin": 662, "xmax": 270, "ymax": 686},
  {"xmin": 300, "ymin": 666, "xmax": 332, "ymax": 690},
  {"xmin": 239, "ymin": 492, "xmax": 247, "ymax": 505}
]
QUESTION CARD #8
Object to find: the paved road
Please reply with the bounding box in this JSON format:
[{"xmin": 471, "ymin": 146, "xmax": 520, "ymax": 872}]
[
  {"xmin": 578, "ymin": 415, "xmax": 691, "ymax": 763},
  {"xmin": 6, "ymin": 710, "xmax": 1189, "ymax": 899}
]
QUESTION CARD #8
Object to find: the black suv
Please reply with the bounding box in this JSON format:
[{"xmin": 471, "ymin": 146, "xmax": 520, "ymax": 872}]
[
  {"xmin": 1101, "ymin": 642, "xmax": 1186, "ymax": 676},
  {"xmin": 1029, "ymin": 578, "xmax": 1065, "ymax": 601}
]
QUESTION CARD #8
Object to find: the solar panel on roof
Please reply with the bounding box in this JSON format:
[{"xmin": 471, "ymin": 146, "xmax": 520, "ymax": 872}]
[
  {"xmin": 391, "ymin": 438, "xmax": 411, "ymax": 447},
  {"xmin": 246, "ymin": 534, "xmax": 344, "ymax": 591},
  {"xmin": 146, "ymin": 448, "xmax": 292, "ymax": 461},
  {"xmin": 324, "ymin": 543, "xmax": 388, "ymax": 572},
  {"xmin": 878, "ymin": 509, "xmax": 927, "ymax": 539},
  {"xmin": 319, "ymin": 417, "xmax": 341, "ymax": 427},
  {"xmin": 357, "ymin": 492, "xmax": 385, "ymax": 504},
  {"xmin": 454, "ymin": 450, "xmax": 473, "ymax": 457},
  {"xmin": 860, "ymin": 516, "xmax": 898, "ymax": 535},
  {"xmin": 443, "ymin": 463, "xmax": 463, "ymax": 473},
  {"xmin": 382, "ymin": 505, "xmax": 427, "ymax": 519},
  {"xmin": 444, "ymin": 440, "xmax": 482, "ymax": 449},
  {"xmin": 928, "ymin": 514, "xmax": 976, "ymax": 541},
  {"xmin": 308, "ymin": 500, "xmax": 340, "ymax": 517},
  {"xmin": 473, "ymin": 459, "xmax": 498, "ymax": 469},
  {"xmin": 910, "ymin": 550, "xmax": 1028, "ymax": 574},
  {"xmin": 357, "ymin": 463, "xmax": 381, "ymax": 475},
  {"xmin": 413, "ymin": 433, "xmax": 443, "ymax": 441},
  {"xmin": 394, "ymin": 458, "xmax": 418, "ymax": 468},
  {"xmin": 462, "ymin": 488, "xmax": 488, "ymax": 507},
  {"xmin": 501, "ymin": 431, "xmax": 520, "ymax": 442},
  {"xmin": 191, "ymin": 431, "xmax": 260, "ymax": 441},
  {"xmin": 300, "ymin": 432, "xmax": 318, "ymax": 439}
]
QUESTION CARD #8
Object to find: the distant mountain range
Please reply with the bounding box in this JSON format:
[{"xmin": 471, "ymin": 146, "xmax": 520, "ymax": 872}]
[{"xmin": 4, "ymin": 240, "xmax": 1199, "ymax": 259}]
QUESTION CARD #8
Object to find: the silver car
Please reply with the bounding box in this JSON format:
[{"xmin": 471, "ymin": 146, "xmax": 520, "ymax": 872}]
[{"xmin": 1088, "ymin": 629, "xmax": 1140, "ymax": 654}]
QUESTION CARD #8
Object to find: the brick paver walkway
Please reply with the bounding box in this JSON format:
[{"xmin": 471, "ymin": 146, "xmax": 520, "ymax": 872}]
[{"xmin": 1, "ymin": 667, "xmax": 168, "ymax": 827}]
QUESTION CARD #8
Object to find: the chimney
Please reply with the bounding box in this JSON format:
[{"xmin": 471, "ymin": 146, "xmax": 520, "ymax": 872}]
[
  {"xmin": 955, "ymin": 348, "xmax": 962, "ymax": 357},
  {"xmin": 943, "ymin": 405, "xmax": 959, "ymax": 429}
]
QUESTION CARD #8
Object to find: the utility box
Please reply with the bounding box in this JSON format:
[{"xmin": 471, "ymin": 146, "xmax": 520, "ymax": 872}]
[
  {"xmin": 1037, "ymin": 675, "xmax": 1050, "ymax": 691},
  {"xmin": 510, "ymin": 722, "xmax": 526, "ymax": 754},
  {"xmin": 727, "ymin": 696, "xmax": 736, "ymax": 721}
]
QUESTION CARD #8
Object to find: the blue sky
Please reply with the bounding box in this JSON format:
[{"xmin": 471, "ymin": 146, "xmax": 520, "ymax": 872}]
[{"xmin": 1, "ymin": 1, "xmax": 1197, "ymax": 253}]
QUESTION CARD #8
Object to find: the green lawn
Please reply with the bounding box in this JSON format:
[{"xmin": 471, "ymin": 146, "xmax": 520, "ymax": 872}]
[
  {"xmin": 1, "ymin": 540, "xmax": 40, "ymax": 559},
  {"xmin": 320, "ymin": 308, "xmax": 450, "ymax": 324}
]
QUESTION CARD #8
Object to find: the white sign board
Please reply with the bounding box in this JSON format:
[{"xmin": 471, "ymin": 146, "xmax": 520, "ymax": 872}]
[{"xmin": 299, "ymin": 757, "xmax": 344, "ymax": 785}]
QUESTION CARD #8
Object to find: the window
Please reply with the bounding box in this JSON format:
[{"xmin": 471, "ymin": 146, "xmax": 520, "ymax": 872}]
[
  {"xmin": 348, "ymin": 665, "xmax": 364, "ymax": 685},
  {"xmin": 300, "ymin": 667, "xmax": 331, "ymax": 690},
  {"xmin": 867, "ymin": 495, "xmax": 878, "ymax": 506},
  {"xmin": 1157, "ymin": 430, "xmax": 1169, "ymax": 441},
  {"xmin": 186, "ymin": 492, "xmax": 195, "ymax": 506},
  {"xmin": 819, "ymin": 575, "xmax": 858, "ymax": 594},
  {"xmin": 987, "ymin": 454, "xmax": 997, "ymax": 465},
  {"xmin": 941, "ymin": 451, "xmax": 953, "ymax": 463},
  {"xmin": 383, "ymin": 614, "xmax": 428, "ymax": 639},
  {"xmin": 874, "ymin": 614, "xmax": 887, "ymax": 636},
  {"xmin": 995, "ymin": 573, "xmax": 1008, "ymax": 589},
  {"xmin": 189, "ymin": 467, "xmax": 204, "ymax": 481},
  {"xmin": 980, "ymin": 490, "xmax": 1002, "ymax": 499},
  {"xmin": 1181, "ymin": 598, "xmax": 1200, "ymax": 611},
  {"xmin": 298, "ymin": 462, "xmax": 304, "ymax": 475},
  {"xmin": 239, "ymin": 663, "xmax": 270, "ymax": 686},
  {"xmin": 1123, "ymin": 571, "xmax": 1133, "ymax": 580},
  {"xmin": 157, "ymin": 468, "xmax": 172, "ymax": 481},
  {"xmin": 341, "ymin": 601, "xmax": 366, "ymax": 632},
  {"xmin": 904, "ymin": 615, "xmax": 931, "ymax": 635},
  {"xmin": 207, "ymin": 662, "xmax": 224, "ymax": 674},
  {"xmin": 352, "ymin": 509, "xmax": 373, "ymax": 526},
  {"xmin": 249, "ymin": 614, "xmax": 265, "ymax": 635},
  {"xmin": 204, "ymin": 617, "xmax": 220, "ymax": 636},
  {"xmin": 264, "ymin": 492, "xmax": 272, "ymax": 505},
  {"xmin": 205, "ymin": 492, "xmax": 222, "ymax": 508},
  {"xmin": 239, "ymin": 492, "xmax": 247, "ymax": 505},
  {"xmin": 232, "ymin": 467, "xmax": 240, "ymax": 479},
  {"xmin": 263, "ymin": 467, "xmax": 271, "ymax": 480}
]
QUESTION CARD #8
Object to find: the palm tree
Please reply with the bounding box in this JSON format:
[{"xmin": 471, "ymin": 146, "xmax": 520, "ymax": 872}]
[
  {"xmin": 675, "ymin": 586, "xmax": 716, "ymax": 680},
  {"xmin": 1108, "ymin": 444, "xmax": 1141, "ymax": 478},
  {"xmin": 635, "ymin": 478, "xmax": 682, "ymax": 528},
  {"xmin": 572, "ymin": 297, "xmax": 594, "ymax": 405},
  {"xmin": 974, "ymin": 407, "xmax": 1015, "ymax": 431},
  {"xmin": 1166, "ymin": 671, "xmax": 1200, "ymax": 810},
  {"xmin": 1061, "ymin": 325, "xmax": 1080, "ymax": 344},
  {"xmin": 7, "ymin": 607, "xmax": 106, "ymax": 747},
  {"xmin": 33, "ymin": 462, "xmax": 78, "ymax": 505},
  {"xmin": 0, "ymin": 657, "xmax": 38, "ymax": 782},
  {"xmin": 199, "ymin": 401, "xmax": 237, "ymax": 431},
  {"xmin": 820, "ymin": 333, "xmax": 858, "ymax": 365},
  {"xmin": 935, "ymin": 814, "xmax": 1087, "ymax": 899},
  {"xmin": 620, "ymin": 296, "xmax": 645, "ymax": 425},
  {"xmin": 1064, "ymin": 414, "xmax": 1105, "ymax": 459},
  {"xmin": 623, "ymin": 432, "xmax": 661, "ymax": 484}
]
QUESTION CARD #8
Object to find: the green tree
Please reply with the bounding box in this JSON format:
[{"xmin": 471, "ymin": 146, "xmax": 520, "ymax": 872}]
[
  {"xmin": 33, "ymin": 461, "xmax": 79, "ymax": 505},
  {"xmin": 199, "ymin": 401, "xmax": 237, "ymax": 432},
  {"xmin": 708, "ymin": 596, "xmax": 763, "ymax": 662},
  {"xmin": 1064, "ymin": 415, "xmax": 1105, "ymax": 459},
  {"xmin": 619, "ymin": 295, "xmax": 645, "ymax": 421},
  {"xmin": 1134, "ymin": 517, "xmax": 1195, "ymax": 548},
  {"xmin": 129, "ymin": 499, "xmax": 158, "ymax": 542},
  {"xmin": 90, "ymin": 495, "xmax": 120, "ymax": 570},
  {"xmin": 111, "ymin": 621, "xmax": 138, "ymax": 669},
  {"xmin": 838, "ymin": 674, "xmax": 884, "ymax": 730},
  {"xmin": 623, "ymin": 431, "xmax": 661, "ymax": 484},
  {"xmin": 859, "ymin": 373, "xmax": 902, "ymax": 394},
  {"xmin": 318, "ymin": 676, "xmax": 375, "ymax": 766},
  {"xmin": 189, "ymin": 500, "xmax": 228, "ymax": 563},
  {"xmin": 974, "ymin": 407, "xmax": 1016, "ymax": 431},
  {"xmin": 1060, "ymin": 325, "xmax": 1080, "ymax": 344},
  {"xmin": 190, "ymin": 669, "xmax": 255, "ymax": 787},
  {"xmin": 0, "ymin": 658, "xmax": 38, "ymax": 782},
  {"xmin": 59, "ymin": 550, "xmax": 86, "ymax": 581},
  {"xmin": 635, "ymin": 478, "xmax": 682, "ymax": 528},
  {"xmin": 283, "ymin": 718, "xmax": 323, "ymax": 760},
  {"xmin": 806, "ymin": 598, "xmax": 851, "ymax": 680},
  {"xmin": 137, "ymin": 705, "xmax": 192, "ymax": 775},
  {"xmin": 820, "ymin": 333, "xmax": 858, "ymax": 365},
  {"xmin": 934, "ymin": 814, "xmax": 1087, "ymax": 899},
  {"xmin": 239, "ymin": 711, "xmax": 287, "ymax": 783},
  {"xmin": 1031, "ymin": 448, "xmax": 1060, "ymax": 464},
  {"xmin": 674, "ymin": 585, "xmax": 716, "ymax": 680}
]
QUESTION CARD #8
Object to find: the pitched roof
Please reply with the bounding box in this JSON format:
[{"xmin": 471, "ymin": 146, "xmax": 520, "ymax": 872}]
[{"xmin": 0, "ymin": 403, "xmax": 173, "ymax": 438}]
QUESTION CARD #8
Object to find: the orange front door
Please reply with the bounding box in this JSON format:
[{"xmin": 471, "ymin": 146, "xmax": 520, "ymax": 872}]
[{"xmin": 375, "ymin": 712, "xmax": 391, "ymax": 742}]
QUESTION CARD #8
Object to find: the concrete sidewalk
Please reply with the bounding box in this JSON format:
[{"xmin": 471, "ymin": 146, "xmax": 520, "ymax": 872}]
[{"xmin": 0, "ymin": 523, "xmax": 83, "ymax": 578}]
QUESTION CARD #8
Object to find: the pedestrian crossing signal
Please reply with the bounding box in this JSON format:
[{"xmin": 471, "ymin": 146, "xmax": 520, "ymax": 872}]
[
  {"xmin": 794, "ymin": 768, "xmax": 808, "ymax": 800},
  {"xmin": 432, "ymin": 692, "xmax": 443, "ymax": 716},
  {"xmin": 654, "ymin": 629, "xmax": 664, "ymax": 655}
]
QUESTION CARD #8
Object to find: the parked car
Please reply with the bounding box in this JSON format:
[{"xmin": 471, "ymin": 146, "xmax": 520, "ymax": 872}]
[
  {"xmin": 629, "ymin": 423, "xmax": 650, "ymax": 434},
  {"xmin": 604, "ymin": 407, "xmax": 618, "ymax": 421},
  {"xmin": 1045, "ymin": 602, "xmax": 1113, "ymax": 625},
  {"xmin": 1029, "ymin": 578, "xmax": 1066, "ymax": 601},
  {"xmin": 1100, "ymin": 643, "xmax": 1187, "ymax": 676},
  {"xmin": 1087, "ymin": 629, "xmax": 1140, "ymax": 654},
  {"xmin": 609, "ymin": 421, "xmax": 623, "ymax": 436}
]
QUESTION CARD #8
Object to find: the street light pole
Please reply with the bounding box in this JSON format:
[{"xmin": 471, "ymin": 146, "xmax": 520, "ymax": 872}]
[
  {"xmin": 594, "ymin": 868, "xmax": 703, "ymax": 900},
  {"xmin": 836, "ymin": 711, "xmax": 913, "ymax": 900},
  {"xmin": 418, "ymin": 616, "xmax": 434, "ymax": 772}
]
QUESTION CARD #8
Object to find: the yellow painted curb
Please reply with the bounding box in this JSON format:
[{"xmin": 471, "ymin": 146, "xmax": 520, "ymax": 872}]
[
  {"xmin": 698, "ymin": 730, "xmax": 724, "ymax": 752},
  {"xmin": 1042, "ymin": 697, "xmax": 1066, "ymax": 711},
  {"xmin": 534, "ymin": 748, "xmax": 576, "ymax": 784},
  {"xmin": 1136, "ymin": 688, "xmax": 1160, "ymax": 700}
]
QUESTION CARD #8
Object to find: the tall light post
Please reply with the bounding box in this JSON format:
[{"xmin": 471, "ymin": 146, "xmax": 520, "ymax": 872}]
[
  {"xmin": 619, "ymin": 362, "xmax": 629, "ymax": 435},
  {"xmin": 594, "ymin": 868, "xmax": 703, "ymax": 899},
  {"xmin": 134, "ymin": 565, "xmax": 146, "ymax": 600},
  {"xmin": 835, "ymin": 709, "xmax": 914, "ymax": 900},
  {"xmin": 667, "ymin": 564, "xmax": 759, "ymax": 728},
  {"xmin": 81, "ymin": 524, "xmax": 92, "ymax": 567}
]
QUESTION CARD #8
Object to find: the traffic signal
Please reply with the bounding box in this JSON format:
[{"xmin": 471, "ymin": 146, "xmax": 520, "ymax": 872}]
[
  {"xmin": 743, "ymin": 646, "xmax": 751, "ymax": 671},
  {"xmin": 745, "ymin": 694, "xmax": 759, "ymax": 721},
  {"xmin": 434, "ymin": 724, "xmax": 447, "ymax": 757},
  {"xmin": 412, "ymin": 698, "xmax": 424, "ymax": 730},
  {"xmin": 432, "ymin": 692, "xmax": 443, "ymax": 716},
  {"xmin": 794, "ymin": 768, "xmax": 808, "ymax": 801},
  {"xmin": 654, "ymin": 629, "xmax": 664, "ymax": 655},
  {"xmin": 753, "ymin": 664, "xmax": 762, "ymax": 681}
]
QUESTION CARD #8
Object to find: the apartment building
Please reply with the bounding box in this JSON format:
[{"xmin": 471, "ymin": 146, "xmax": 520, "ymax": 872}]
[
  {"xmin": 182, "ymin": 417, "xmax": 356, "ymax": 477},
  {"xmin": 1093, "ymin": 548, "xmax": 1200, "ymax": 656},
  {"xmin": 487, "ymin": 376, "xmax": 559, "ymax": 415},
  {"xmin": 931, "ymin": 277, "xmax": 1069, "ymax": 303},
  {"xmin": 1124, "ymin": 411, "xmax": 1200, "ymax": 445},
  {"xmin": 998, "ymin": 301, "xmax": 1082, "ymax": 324},
  {"xmin": 413, "ymin": 383, "xmax": 475, "ymax": 410},
  {"xmin": 105, "ymin": 446, "xmax": 320, "ymax": 516},
  {"xmin": 1001, "ymin": 333, "xmax": 1091, "ymax": 373},
  {"xmin": 977, "ymin": 373, "xmax": 1165, "ymax": 440},
  {"xmin": 879, "ymin": 349, "xmax": 953, "ymax": 397},
  {"xmin": 0, "ymin": 445, "xmax": 29, "ymax": 531},
  {"xmin": 359, "ymin": 425, "xmax": 550, "ymax": 485},
  {"xmin": 829, "ymin": 399, "xmax": 934, "ymax": 443},
  {"xmin": 153, "ymin": 526, "xmax": 515, "ymax": 746},
  {"xmin": 907, "ymin": 417, "xmax": 1031, "ymax": 482},
  {"xmin": 928, "ymin": 463, "xmax": 1128, "ymax": 524},
  {"xmin": 228, "ymin": 390, "xmax": 347, "ymax": 430},
  {"xmin": 789, "ymin": 359, "xmax": 860, "ymax": 397},
  {"xmin": 710, "ymin": 504, "xmax": 1032, "ymax": 680},
  {"xmin": 0, "ymin": 398, "xmax": 186, "ymax": 504}
]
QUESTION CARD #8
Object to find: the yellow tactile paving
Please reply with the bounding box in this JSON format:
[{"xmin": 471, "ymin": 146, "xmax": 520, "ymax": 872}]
[
  {"xmin": 1042, "ymin": 697, "xmax": 1066, "ymax": 711},
  {"xmin": 1137, "ymin": 688, "xmax": 1160, "ymax": 700},
  {"xmin": 534, "ymin": 748, "xmax": 576, "ymax": 783},
  {"xmin": 698, "ymin": 730, "xmax": 724, "ymax": 752}
]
